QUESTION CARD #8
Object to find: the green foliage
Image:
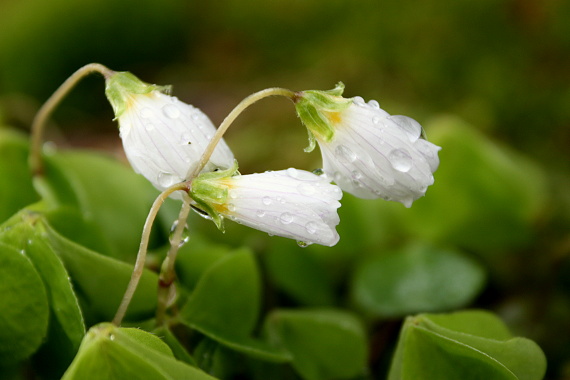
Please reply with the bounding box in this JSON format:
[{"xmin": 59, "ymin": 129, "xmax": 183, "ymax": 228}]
[
  {"xmin": 61, "ymin": 323, "xmax": 216, "ymax": 380},
  {"xmin": 0, "ymin": 242, "xmax": 49, "ymax": 366},
  {"xmin": 388, "ymin": 310, "xmax": 547, "ymax": 380},
  {"xmin": 352, "ymin": 243, "xmax": 486, "ymax": 318}
]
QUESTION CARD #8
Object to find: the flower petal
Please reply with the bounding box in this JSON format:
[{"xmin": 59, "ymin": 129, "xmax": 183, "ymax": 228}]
[
  {"xmin": 118, "ymin": 91, "xmax": 234, "ymax": 192},
  {"xmin": 205, "ymin": 169, "xmax": 342, "ymax": 246},
  {"xmin": 317, "ymin": 100, "xmax": 441, "ymax": 206}
]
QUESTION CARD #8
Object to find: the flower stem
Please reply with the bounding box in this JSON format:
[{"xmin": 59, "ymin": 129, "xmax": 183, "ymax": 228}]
[
  {"xmin": 155, "ymin": 193, "xmax": 192, "ymax": 326},
  {"xmin": 112, "ymin": 182, "xmax": 189, "ymax": 326},
  {"xmin": 29, "ymin": 63, "xmax": 114, "ymax": 177},
  {"xmin": 187, "ymin": 87, "xmax": 296, "ymax": 180}
]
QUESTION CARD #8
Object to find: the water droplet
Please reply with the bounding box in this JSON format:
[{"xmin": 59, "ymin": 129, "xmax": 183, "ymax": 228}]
[
  {"xmin": 262, "ymin": 196, "xmax": 272, "ymax": 205},
  {"xmin": 162, "ymin": 104, "xmax": 180, "ymax": 119},
  {"xmin": 372, "ymin": 116, "xmax": 382, "ymax": 125},
  {"xmin": 145, "ymin": 123, "xmax": 155, "ymax": 131},
  {"xmin": 229, "ymin": 189, "xmax": 238, "ymax": 199},
  {"xmin": 297, "ymin": 241, "xmax": 310, "ymax": 248},
  {"xmin": 228, "ymin": 203, "xmax": 236, "ymax": 212},
  {"xmin": 191, "ymin": 112, "xmax": 201, "ymax": 120},
  {"xmin": 256, "ymin": 210, "xmax": 266, "ymax": 217},
  {"xmin": 368, "ymin": 99, "xmax": 380, "ymax": 109},
  {"xmin": 297, "ymin": 182, "xmax": 315, "ymax": 196},
  {"xmin": 157, "ymin": 172, "xmax": 177, "ymax": 187},
  {"xmin": 178, "ymin": 235, "xmax": 190, "ymax": 248},
  {"xmin": 280, "ymin": 212, "xmax": 294, "ymax": 224},
  {"xmin": 351, "ymin": 170, "xmax": 362, "ymax": 179},
  {"xmin": 305, "ymin": 221, "xmax": 317, "ymax": 234},
  {"xmin": 335, "ymin": 145, "xmax": 357, "ymax": 163},
  {"xmin": 390, "ymin": 115, "xmax": 422, "ymax": 142},
  {"xmin": 140, "ymin": 107, "xmax": 153, "ymax": 118},
  {"xmin": 109, "ymin": 334, "xmax": 116, "ymax": 341},
  {"xmin": 353, "ymin": 96, "xmax": 365, "ymax": 107},
  {"xmin": 389, "ymin": 149, "xmax": 413, "ymax": 172},
  {"xmin": 312, "ymin": 168, "xmax": 324, "ymax": 176},
  {"xmin": 287, "ymin": 168, "xmax": 298, "ymax": 178}
]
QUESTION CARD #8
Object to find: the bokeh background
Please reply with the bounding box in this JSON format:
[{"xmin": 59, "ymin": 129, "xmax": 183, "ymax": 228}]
[{"xmin": 0, "ymin": 0, "xmax": 569, "ymax": 378}]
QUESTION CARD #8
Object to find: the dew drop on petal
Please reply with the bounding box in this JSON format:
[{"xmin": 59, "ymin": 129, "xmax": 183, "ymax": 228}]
[
  {"xmin": 162, "ymin": 104, "xmax": 181, "ymax": 119},
  {"xmin": 280, "ymin": 212, "xmax": 293, "ymax": 224},
  {"xmin": 353, "ymin": 96, "xmax": 365, "ymax": 107},
  {"xmin": 368, "ymin": 99, "xmax": 380, "ymax": 109},
  {"xmin": 297, "ymin": 182, "xmax": 315, "ymax": 196},
  {"xmin": 229, "ymin": 189, "xmax": 238, "ymax": 199},
  {"xmin": 287, "ymin": 168, "xmax": 298, "ymax": 178},
  {"xmin": 262, "ymin": 196, "xmax": 272, "ymax": 205},
  {"xmin": 227, "ymin": 203, "xmax": 236, "ymax": 212},
  {"xmin": 191, "ymin": 112, "xmax": 201, "ymax": 121},
  {"xmin": 145, "ymin": 123, "xmax": 155, "ymax": 131},
  {"xmin": 312, "ymin": 168, "xmax": 325, "ymax": 176},
  {"xmin": 351, "ymin": 170, "xmax": 362, "ymax": 179},
  {"xmin": 256, "ymin": 210, "xmax": 265, "ymax": 217},
  {"xmin": 297, "ymin": 240, "xmax": 311, "ymax": 248},
  {"xmin": 372, "ymin": 116, "xmax": 382, "ymax": 125},
  {"xmin": 305, "ymin": 221, "xmax": 317, "ymax": 234},
  {"xmin": 389, "ymin": 149, "xmax": 413, "ymax": 172},
  {"xmin": 335, "ymin": 145, "xmax": 357, "ymax": 163},
  {"xmin": 157, "ymin": 172, "xmax": 177, "ymax": 187}
]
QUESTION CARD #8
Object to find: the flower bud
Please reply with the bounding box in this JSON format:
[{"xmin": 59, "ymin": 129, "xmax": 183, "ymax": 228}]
[
  {"xmin": 105, "ymin": 72, "xmax": 234, "ymax": 194},
  {"xmin": 295, "ymin": 84, "xmax": 441, "ymax": 207},
  {"xmin": 190, "ymin": 164, "xmax": 342, "ymax": 246}
]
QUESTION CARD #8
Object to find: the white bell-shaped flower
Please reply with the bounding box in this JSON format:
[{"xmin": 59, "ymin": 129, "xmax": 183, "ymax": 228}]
[
  {"xmin": 295, "ymin": 83, "xmax": 441, "ymax": 207},
  {"xmin": 105, "ymin": 72, "xmax": 234, "ymax": 193},
  {"xmin": 190, "ymin": 164, "xmax": 342, "ymax": 246}
]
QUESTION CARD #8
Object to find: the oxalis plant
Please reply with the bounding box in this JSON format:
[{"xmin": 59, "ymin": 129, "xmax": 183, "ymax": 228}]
[{"xmin": 0, "ymin": 63, "xmax": 546, "ymax": 380}]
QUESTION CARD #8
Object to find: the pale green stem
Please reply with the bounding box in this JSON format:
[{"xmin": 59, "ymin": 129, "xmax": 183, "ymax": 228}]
[
  {"xmin": 155, "ymin": 193, "xmax": 192, "ymax": 326},
  {"xmin": 29, "ymin": 63, "xmax": 114, "ymax": 176},
  {"xmin": 187, "ymin": 87, "xmax": 296, "ymax": 179},
  {"xmin": 112, "ymin": 182, "xmax": 189, "ymax": 326}
]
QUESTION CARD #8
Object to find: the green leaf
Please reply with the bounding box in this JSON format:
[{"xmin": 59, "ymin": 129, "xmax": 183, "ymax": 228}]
[
  {"xmin": 0, "ymin": 129, "xmax": 39, "ymax": 223},
  {"xmin": 266, "ymin": 308, "xmax": 368, "ymax": 380},
  {"xmin": 400, "ymin": 117, "xmax": 547, "ymax": 253},
  {"xmin": 0, "ymin": 241, "xmax": 49, "ymax": 365},
  {"xmin": 38, "ymin": 150, "xmax": 158, "ymax": 261},
  {"xmin": 388, "ymin": 310, "xmax": 547, "ymax": 380},
  {"xmin": 42, "ymin": 217, "xmax": 159, "ymax": 322},
  {"xmin": 264, "ymin": 244, "xmax": 334, "ymax": 306},
  {"xmin": 0, "ymin": 206, "xmax": 85, "ymax": 374},
  {"xmin": 153, "ymin": 326, "xmax": 196, "ymax": 366},
  {"xmin": 179, "ymin": 249, "xmax": 290, "ymax": 362},
  {"xmin": 62, "ymin": 323, "xmax": 216, "ymax": 380},
  {"xmin": 352, "ymin": 243, "xmax": 486, "ymax": 317}
]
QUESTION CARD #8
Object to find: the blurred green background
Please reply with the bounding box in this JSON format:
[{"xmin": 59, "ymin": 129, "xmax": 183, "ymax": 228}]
[{"xmin": 0, "ymin": 0, "xmax": 569, "ymax": 378}]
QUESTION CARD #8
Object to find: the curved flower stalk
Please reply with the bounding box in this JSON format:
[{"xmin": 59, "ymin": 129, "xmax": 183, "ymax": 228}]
[
  {"xmin": 294, "ymin": 83, "xmax": 441, "ymax": 207},
  {"xmin": 105, "ymin": 72, "xmax": 235, "ymax": 194},
  {"xmin": 190, "ymin": 162, "xmax": 342, "ymax": 246}
]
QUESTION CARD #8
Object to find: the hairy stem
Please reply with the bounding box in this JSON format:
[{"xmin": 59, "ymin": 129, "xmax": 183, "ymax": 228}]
[
  {"xmin": 187, "ymin": 87, "xmax": 296, "ymax": 179},
  {"xmin": 155, "ymin": 193, "xmax": 192, "ymax": 326},
  {"xmin": 29, "ymin": 63, "xmax": 114, "ymax": 176},
  {"xmin": 112, "ymin": 182, "xmax": 189, "ymax": 326}
]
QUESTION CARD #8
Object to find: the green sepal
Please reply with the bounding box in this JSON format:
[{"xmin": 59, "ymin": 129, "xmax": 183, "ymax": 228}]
[
  {"xmin": 105, "ymin": 71, "xmax": 171, "ymax": 119},
  {"xmin": 189, "ymin": 161, "xmax": 240, "ymax": 232},
  {"xmin": 294, "ymin": 82, "xmax": 352, "ymax": 147}
]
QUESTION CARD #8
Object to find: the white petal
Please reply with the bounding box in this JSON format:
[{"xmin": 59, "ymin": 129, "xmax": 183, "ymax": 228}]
[
  {"xmin": 118, "ymin": 91, "xmax": 234, "ymax": 193},
  {"xmin": 318, "ymin": 102, "xmax": 441, "ymax": 206},
  {"xmin": 216, "ymin": 169, "xmax": 342, "ymax": 246}
]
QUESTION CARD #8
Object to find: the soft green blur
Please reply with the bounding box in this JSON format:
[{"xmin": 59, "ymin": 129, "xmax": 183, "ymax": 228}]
[{"xmin": 0, "ymin": 0, "xmax": 568, "ymax": 378}]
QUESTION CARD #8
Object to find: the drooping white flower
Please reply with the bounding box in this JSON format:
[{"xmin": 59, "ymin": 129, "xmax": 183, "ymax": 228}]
[
  {"xmin": 294, "ymin": 83, "xmax": 441, "ymax": 207},
  {"xmin": 105, "ymin": 72, "xmax": 234, "ymax": 193},
  {"xmin": 190, "ymin": 164, "xmax": 342, "ymax": 246}
]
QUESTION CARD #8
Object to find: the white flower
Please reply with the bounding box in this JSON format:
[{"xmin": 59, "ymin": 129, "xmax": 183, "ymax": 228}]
[
  {"xmin": 190, "ymin": 166, "xmax": 342, "ymax": 246},
  {"xmin": 105, "ymin": 72, "xmax": 234, "ymax": 194},
  {"xmin": 295, "ymin": 83, "xmax": 441, "ymax": 207}
]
